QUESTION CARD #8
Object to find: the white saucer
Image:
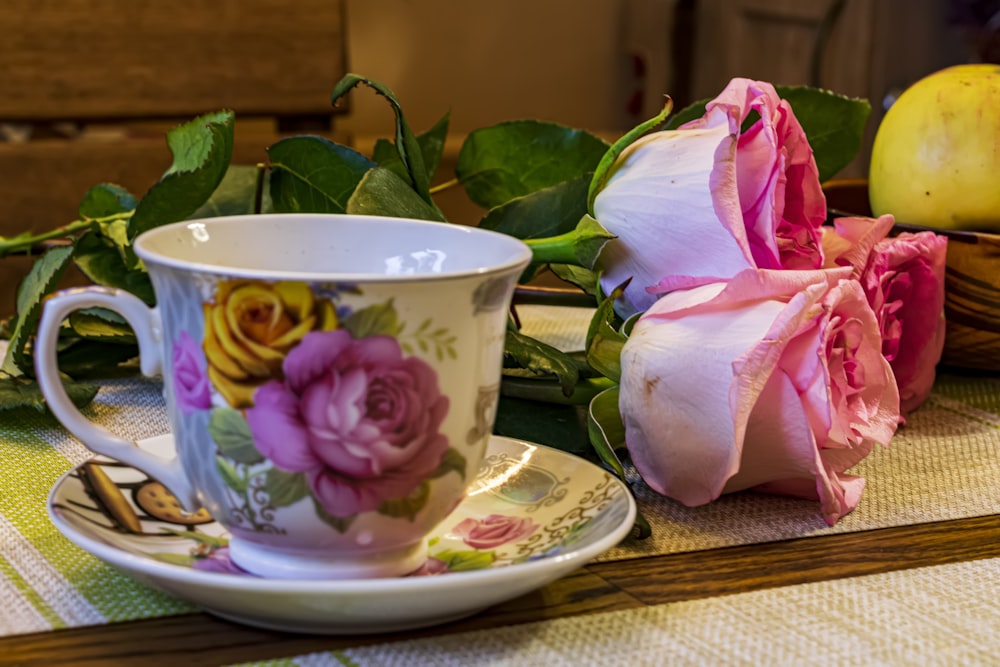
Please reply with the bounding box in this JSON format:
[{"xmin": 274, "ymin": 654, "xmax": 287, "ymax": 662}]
[{"xmin": 48, "ymin": 434, "xmax": 636, "ymax": 634}]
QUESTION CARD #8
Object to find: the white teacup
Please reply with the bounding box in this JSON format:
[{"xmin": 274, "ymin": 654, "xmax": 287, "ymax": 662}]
[{"xmin": 35, "ymin": 214, "xmax": 531, "ymax": 579}]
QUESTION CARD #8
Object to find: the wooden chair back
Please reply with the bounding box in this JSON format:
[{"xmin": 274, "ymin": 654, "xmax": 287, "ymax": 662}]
[{"xmin": 0, "ymin": 0, "xmax": 349, "ymax": 317}]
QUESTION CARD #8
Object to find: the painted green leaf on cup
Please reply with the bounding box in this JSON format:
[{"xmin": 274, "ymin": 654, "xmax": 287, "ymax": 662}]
[
  {"xmin": 312, "ymin": 498, "xmax": 355, "ymax": 533},
  {"xmin": 128, "ymin": 110, "xmax": 235, "ymax": 240},
  {"xmin": 346, "ymin": 167, "xmax": 446, "ymax": 221},
  {"xmin": 215, "ymin": 456, "xmax": 246, "ymax": 494},
  {"xmin": 264, "ymin": 468, "xmax": 310, "ymax": 508},
  {"xmin": 268, "ymin": 136, "xmax": 376, "ymax": 214},
  {"xmin": 342, "ymin": 299, "xmax": 403, "ymax": 339},
  {"xmin": 431, "ymin": 448, "xmax": 467, "ymax": 481},
  {"xmin": 378, "ymin": 481, "xmax": 430, "ymax": 522},
  {"xmin": 208, "ymin": 407, "xmax": 264, "ymax": 465},
  {"xmin": 400, "ymin": 319, "xmax": 456, "ymax": 361},
  {"xmin": 457, "ymin": 121, "xmax": 609, "ymax": 209}
]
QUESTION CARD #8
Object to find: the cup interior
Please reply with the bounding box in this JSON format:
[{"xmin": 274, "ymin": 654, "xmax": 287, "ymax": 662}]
[{"xmin": 133, "ymin": 214, "xmax": 531, "ymax": 280}]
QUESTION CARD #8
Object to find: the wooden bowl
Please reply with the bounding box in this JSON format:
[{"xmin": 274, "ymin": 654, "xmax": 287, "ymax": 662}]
[{"xmin": 824, "ymin": 179, "xmax": 1000, "ymax": 372}]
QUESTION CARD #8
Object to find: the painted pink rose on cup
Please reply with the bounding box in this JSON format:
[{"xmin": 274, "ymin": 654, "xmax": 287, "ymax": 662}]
[
  {"xmin": 246, "ymin": 329, "xmax": 450, "ymax": 518},
  {"xmin": 619, "ymin": 268, "xmax": 900, "ymax": 525},
  {"xmin": 172, "ymin": 330, "xmax": 211, "ymax": 414},
  {"xmin": 453, "ymin": 514, "xmax": 539, "ymax": 549},
  {"xmin": 823, "ymin": 215, "xmax": 947, "ymax": 416},
  {"xmin": 593, "ymin": 77, "xmax": 826, "ymax": 316}
]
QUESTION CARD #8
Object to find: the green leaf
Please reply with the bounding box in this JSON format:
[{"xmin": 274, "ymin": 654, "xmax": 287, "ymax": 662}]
[
  {"xmin": 208, "ymin": 407, "xmax": 263, "ymax": 465},
  {"xmin": 503, "ymin": 328, "xmax": 579, "ymax": 397},
  {"xmin": 585, "ymin": 286, "xmax": 628, "ymax": 383},
  {"xmin": 342, "ymin": 299, "xmax": 402, "ymax": 339},
  {"xmin": 431, "ymin": 448, "xmax": 467, "ymax": 480},
  {"xmin": 587, "ymin": 386, "xmax": 627, "ymax": 479},
  {"xmin": 345, "ymin": 167, "xmax": 447, "ymax": 221},
  {"xmin": 192, "ymin": 164, "xmax": 272, "ymax": 218},
  {"xmin": 128, "ymin": 110, "xmax": 236, "ymax": 239},
  {"xmin": 91, "ymin": 217, "xmax": 139, "ymax": 270},
  {"xmin": 263, "ymin": 468, "xmax": 310, "ymax": 508},
  {"xmin": 378, "ymin": 481, "xmax": 430, "ymax": 521},
  {"xmin": 775, "ymin": 85, "xmax": 870, "ymax": 182},
  {"xmin": 373, "ymin": 112, "xmax": 450, "ymax": 186},
  {"xmin": 78, "ymin": 183, "xmax": 138, "ymax": 219},
  {"xmin": 72, "ymin": 231, "xmax": 155, "ymax": 305},
  {"xmin": 330, "ymin": 74, "xmax": 440, "ymax": 213},
  {"xmin": 549, "ymin": 264, "xmax": 600, "ymax": 295},
  {"xmin": 68, "ymin": 308, "xmax": 137, "ymax": 344},
  {"xmin": 268, "ymin": 136, "xmax": 376, "ymax": 214},
  {"xmin": 479, "ymin": 174, "xmax": 591, "ymax": 240},
  {"xmin": 589, "ymin": 101, "xmax": 673, "ymax": 212},
  {"xmin": 493, "ymin": 395, "xmax": 590, "ymax": 455},
  {"xmin": 0, "ymin": 375, "xmax": 99, "ymax": 411},
  {"xmin": 215, "ymin": 456, "xmax": 246, "ymax": 493},
  {"xmin": 457, "ymin": 121, "xmax": 609, "ymax": 209},
  {"xmin": 312, "ymin": 497, "xmax": 356, "ymax": 533},
  {"xmin": 1, "ymin": 245, "xmax": 75, "ymax": 377},
  {"xmin": 55, "ymin": 340, "xmax": 139, "ymax": 377}
]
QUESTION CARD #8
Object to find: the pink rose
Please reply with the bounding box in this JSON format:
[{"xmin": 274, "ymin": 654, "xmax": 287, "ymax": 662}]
[
  {"xmin": 823, "ymin": 216, "xmax": 947, "ymax": 416},
  {"xmin": 452, "ymin": 514, "xmax": 539, "ymax": 549},
  {"xmin": 246, "ymin": 330, "xmax": 450, "ymax": 518},
  {"xmin": 593, "ymin": 78, "xmax": 826, "ymax": 316},
  {"xmin": 172, "ymin": 330, "xmax": 211, "ymax": 414},
  {"xmin": 620, "ymin": 268, "xmax": 900, "ymax": 525}
]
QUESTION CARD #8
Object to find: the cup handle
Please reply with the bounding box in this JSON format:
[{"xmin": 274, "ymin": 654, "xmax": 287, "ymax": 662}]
[{"xmin": 34, "ymin": 286, "xmax": 199, "ymax": 510}]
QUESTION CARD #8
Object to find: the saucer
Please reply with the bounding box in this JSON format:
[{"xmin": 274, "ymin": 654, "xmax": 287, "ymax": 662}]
[{"xmin": 48, "ymin": 434, "xmax": 636, "ymax": 634}]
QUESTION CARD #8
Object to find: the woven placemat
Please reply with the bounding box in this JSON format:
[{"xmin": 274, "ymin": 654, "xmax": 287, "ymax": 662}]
[
  {"xmin": 0, "ymin": 377, "xmax": 195, "ymax": 636},
  {"xmin": 3, "ymin": 312, "xmax": 1000, "ymax": 636},
  {"xmin": 240, "ymin": 556, "xmax": 1000, "ymax": 666}
]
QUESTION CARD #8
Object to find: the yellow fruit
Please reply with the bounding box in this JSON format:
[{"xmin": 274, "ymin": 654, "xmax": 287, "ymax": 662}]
[{"xmin": 869, "ymin": 64, "xmax": 1000, "ymax": 230}]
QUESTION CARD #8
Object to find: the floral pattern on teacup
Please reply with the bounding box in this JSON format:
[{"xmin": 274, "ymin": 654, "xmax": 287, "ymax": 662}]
[
  {"xmin": 169, "ymin": 280, "xmax": 467, "ymax": 531},
  {"xmin": 202, "ymin": 279, "xmax": 338, "ymax": 409}
]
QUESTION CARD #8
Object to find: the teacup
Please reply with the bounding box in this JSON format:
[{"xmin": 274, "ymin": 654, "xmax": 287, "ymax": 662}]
[{"xmin": 35, "ymin": 213, "xmax": 531, "ymax": 579}]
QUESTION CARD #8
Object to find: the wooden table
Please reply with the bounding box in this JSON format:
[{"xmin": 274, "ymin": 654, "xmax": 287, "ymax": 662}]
[{"xmin": 6, "ymin": 513, "xmax": 1000, "ymax": 666}]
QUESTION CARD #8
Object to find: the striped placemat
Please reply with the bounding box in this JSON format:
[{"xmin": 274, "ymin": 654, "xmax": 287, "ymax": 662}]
[
  {"xmin": 233, "ymin": 555, "xmax": 1000, "ymax": 666},
  {"xmin": 2, "ymin": 311, "xmax": 1000, "ymax": 636}
]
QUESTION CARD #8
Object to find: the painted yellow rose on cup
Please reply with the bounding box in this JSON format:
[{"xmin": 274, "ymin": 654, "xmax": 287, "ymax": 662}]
[{"xmin": 203, "ymin": 280, "xmax": 338, "ymax": 408}]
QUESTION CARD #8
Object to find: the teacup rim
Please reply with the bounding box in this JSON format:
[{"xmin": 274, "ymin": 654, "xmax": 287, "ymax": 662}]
[{"xmin": 132, "ymin": 213, "xmax": 533, "ymax": 282}]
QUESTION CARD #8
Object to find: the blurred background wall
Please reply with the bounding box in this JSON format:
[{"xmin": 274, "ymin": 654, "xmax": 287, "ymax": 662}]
[
  {"xmin": 338, "ymin": 0, "xmax": 681, "ymax": 139},
  {"xmin": 338, "ymin": 0, "xmax": 985, "ymax": 183}
]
